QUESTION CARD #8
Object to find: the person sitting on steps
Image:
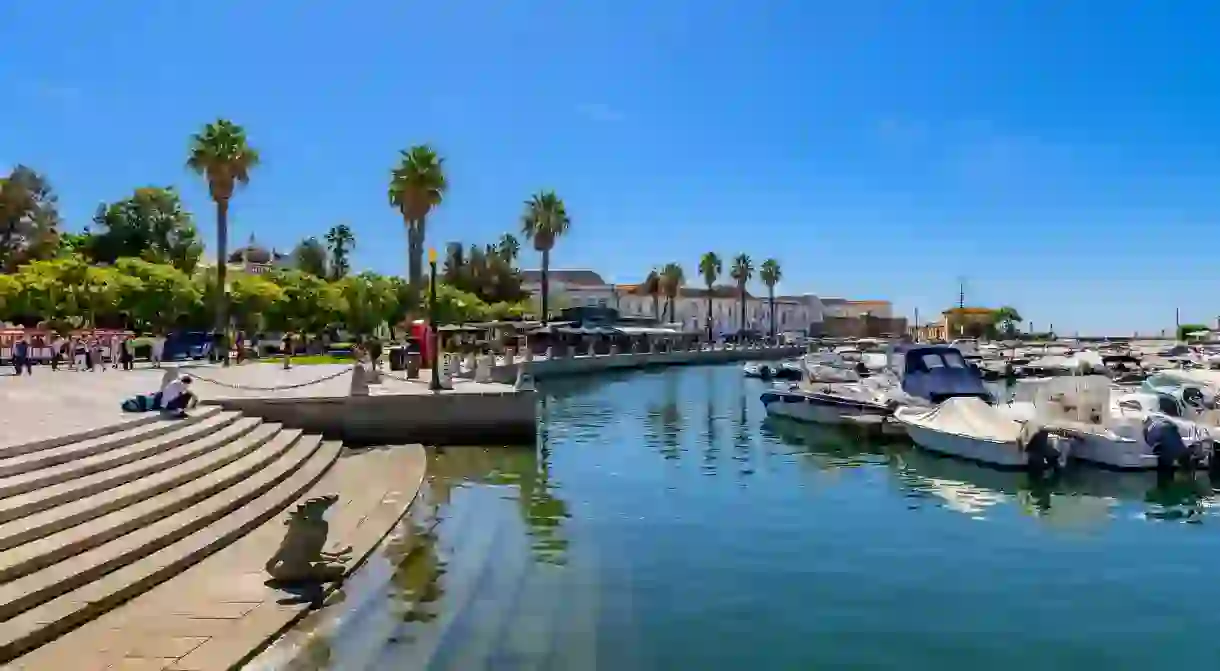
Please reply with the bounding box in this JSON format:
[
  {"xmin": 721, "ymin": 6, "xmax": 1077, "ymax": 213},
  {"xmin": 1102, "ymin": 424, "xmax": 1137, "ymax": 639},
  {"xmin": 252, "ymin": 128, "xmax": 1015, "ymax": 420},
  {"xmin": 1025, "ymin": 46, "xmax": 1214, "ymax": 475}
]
[{"xmin": 160, "ymin": 374, "xmax": 196, "ymax": 416}]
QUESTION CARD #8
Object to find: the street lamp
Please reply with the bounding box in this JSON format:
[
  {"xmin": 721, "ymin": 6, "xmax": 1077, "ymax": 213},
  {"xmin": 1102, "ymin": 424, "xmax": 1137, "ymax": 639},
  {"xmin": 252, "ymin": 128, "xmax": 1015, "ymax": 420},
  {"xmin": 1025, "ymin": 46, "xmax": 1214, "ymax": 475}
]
[{"xmin": 428, "ymin": 248, "xmax": 442, "ymax": 392}]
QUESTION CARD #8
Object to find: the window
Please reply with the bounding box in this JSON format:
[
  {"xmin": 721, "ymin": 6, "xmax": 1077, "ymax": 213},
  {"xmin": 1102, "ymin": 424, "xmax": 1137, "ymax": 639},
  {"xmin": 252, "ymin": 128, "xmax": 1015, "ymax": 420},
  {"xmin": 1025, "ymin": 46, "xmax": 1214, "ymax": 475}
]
[
  {"xmin": 1156, "ymin": 395, "xmax": 1183, "ymax": 417},
  {"xmin": 598, "ymin": 299, "xmax": 608, "ymax": 308},
  {"xmin": 921, "ymin": 354, "xmax": 945, "ymax": 369},
  {"xmin": 942, "ymin": 351, "xmax": 967, "ymax": 368}
]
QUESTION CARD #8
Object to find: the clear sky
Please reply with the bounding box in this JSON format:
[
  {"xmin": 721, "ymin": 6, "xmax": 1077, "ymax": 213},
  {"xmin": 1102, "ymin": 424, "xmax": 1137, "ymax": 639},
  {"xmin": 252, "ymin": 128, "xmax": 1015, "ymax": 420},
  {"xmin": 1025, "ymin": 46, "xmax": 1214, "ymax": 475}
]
[{"xmin": 3, "ymin": 1, "xmax": 1219, "ymax": 335}]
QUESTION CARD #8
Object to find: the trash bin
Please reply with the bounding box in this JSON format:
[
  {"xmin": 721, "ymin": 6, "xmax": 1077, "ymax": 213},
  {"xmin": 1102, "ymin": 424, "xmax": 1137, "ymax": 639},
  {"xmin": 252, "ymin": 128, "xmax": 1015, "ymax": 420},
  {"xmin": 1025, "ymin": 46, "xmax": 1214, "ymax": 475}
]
[
  {"xmin": 388, "ymin": 346, "xmax": 406, "ymax": 371},
  {"xmin": 406, "ymin": 352, "xmax": 421, "ymax": 378}
]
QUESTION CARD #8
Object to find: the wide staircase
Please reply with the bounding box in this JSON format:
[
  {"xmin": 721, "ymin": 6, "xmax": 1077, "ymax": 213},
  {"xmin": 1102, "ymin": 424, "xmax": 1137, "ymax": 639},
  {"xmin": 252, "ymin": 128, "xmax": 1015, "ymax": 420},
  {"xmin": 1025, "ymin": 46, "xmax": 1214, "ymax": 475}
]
[{"xmin": 0, "ymin": 406, "xmax": 345, "ymax": 665}]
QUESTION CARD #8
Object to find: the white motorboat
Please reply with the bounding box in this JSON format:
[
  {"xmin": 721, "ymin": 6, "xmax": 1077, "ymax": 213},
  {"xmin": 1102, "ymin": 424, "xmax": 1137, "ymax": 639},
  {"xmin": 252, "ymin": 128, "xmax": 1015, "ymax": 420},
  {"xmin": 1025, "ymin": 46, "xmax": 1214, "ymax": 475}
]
[
  {"xmin": 894, "ymin": 397, "xmax": 1060, "ymax": 469},
  {"xmin": 762, "ymin": 344, "xmax": 992, "ymax": 430},
  {"xmin": 1000, "ymin": 375, "xmax": 1215, "ymax": 470}
]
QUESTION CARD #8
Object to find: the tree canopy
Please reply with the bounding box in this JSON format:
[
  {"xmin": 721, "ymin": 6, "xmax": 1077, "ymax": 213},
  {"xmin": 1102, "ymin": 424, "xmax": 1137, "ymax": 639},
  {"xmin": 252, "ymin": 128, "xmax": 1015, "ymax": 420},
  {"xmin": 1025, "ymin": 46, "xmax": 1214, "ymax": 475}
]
[
  {"xmin": 0, "ymin": 165, "xmax": 61, "ymax": 271},
  {"xmin": 87, "ymin": 187, "xmax": 202, "ymax": 272}
]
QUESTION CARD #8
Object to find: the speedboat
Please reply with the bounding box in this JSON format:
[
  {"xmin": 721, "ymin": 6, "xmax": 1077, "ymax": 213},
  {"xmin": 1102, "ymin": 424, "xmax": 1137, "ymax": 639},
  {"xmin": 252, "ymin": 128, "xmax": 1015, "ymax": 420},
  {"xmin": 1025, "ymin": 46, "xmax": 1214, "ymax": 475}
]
[
  {"xmin": 996, "ymin": 375, "xmax": 1215, "ymax": 471},
  {"xmin": 743, "ymin": 361, "xmax": 803, "ymax": 381},
  {"xmin": 762, "ymin": 344, "xmax": 990, "ymax": 430}
]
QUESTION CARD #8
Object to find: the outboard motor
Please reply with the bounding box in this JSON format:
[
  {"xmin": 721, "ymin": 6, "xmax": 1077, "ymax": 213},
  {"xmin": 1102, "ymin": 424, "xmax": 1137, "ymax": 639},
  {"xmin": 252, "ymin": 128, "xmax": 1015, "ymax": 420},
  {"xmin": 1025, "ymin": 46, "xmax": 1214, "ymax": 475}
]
[
  {"xmin": 1182, "ymin": 386, "xmax": 1206, "ymax": 413},
  {"xmin": 1022, "ymin": 428, "xmax": 1069, "ymax": 477},
  {"xmin": 1143, "ymin": 416, "xmax": 1205, "ymax": 474}
]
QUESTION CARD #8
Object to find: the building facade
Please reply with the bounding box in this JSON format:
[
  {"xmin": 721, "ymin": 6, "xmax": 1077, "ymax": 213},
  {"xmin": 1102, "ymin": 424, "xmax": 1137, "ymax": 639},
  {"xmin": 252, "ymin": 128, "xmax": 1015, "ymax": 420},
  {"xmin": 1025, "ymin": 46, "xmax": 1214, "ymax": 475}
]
[
  {"xmin": 818, "ymin": 298, "xmax": 905, "ymax": 338},
  {"xmin": 615, "ymin": 285, "xmax": 822, "ymax": 336},
  {"xmin": 520, "ymin": 270, "xmax": 617, "ymax": 313}
]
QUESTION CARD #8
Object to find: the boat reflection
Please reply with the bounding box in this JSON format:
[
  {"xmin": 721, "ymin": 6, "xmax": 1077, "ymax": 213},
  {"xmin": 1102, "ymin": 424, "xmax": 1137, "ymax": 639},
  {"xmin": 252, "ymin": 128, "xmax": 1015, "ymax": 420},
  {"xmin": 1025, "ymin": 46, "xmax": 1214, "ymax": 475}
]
[{"xmin": 764, "ymin": 415, "xmax": 1220, "ymax": 524}]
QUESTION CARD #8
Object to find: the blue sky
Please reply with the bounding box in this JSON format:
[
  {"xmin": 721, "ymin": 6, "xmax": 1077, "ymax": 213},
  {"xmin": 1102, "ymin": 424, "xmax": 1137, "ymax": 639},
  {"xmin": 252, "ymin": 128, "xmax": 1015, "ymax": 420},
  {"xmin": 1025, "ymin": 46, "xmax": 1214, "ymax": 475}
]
[{"xmin": 3, "ymin": 1, "xmax": 1220, "ymax": 335}]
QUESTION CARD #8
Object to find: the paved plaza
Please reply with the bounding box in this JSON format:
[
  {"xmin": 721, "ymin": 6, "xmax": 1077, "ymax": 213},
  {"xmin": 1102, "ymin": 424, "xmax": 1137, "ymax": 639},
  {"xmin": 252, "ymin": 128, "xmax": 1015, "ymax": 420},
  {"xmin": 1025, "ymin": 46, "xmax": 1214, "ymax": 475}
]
[{"xmin": 0, "ymin": 361, "xmax": 516, "ymax": 451}]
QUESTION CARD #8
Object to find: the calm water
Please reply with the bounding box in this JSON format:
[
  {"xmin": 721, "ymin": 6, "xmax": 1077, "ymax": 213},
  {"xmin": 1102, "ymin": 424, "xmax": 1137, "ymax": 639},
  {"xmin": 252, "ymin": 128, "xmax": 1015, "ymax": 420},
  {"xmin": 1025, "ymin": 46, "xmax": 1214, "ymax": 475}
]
[{"xmin": 264, "ymin": 365, "xmax": 1220, "ymax": 670}]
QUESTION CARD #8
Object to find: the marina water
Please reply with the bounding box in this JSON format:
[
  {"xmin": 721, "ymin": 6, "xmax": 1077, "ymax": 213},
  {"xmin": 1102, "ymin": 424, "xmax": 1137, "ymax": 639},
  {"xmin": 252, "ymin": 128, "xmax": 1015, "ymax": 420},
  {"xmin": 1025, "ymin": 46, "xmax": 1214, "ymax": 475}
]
[{"xmin": 266, "ymin": 364, "xmax": 1220, "ymax": 670}]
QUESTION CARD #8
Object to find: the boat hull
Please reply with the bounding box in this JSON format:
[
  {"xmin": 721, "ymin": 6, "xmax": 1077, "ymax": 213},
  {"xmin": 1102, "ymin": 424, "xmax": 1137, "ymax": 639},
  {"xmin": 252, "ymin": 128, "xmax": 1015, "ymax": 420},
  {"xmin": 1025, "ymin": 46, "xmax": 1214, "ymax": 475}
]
[
  {"xmin": 761, "ymin": 390, "xmax": 892, "ymax": 426},
  {"xmin": 899, "ymin": 422, "xmax": 1029, "ymax": 468}
]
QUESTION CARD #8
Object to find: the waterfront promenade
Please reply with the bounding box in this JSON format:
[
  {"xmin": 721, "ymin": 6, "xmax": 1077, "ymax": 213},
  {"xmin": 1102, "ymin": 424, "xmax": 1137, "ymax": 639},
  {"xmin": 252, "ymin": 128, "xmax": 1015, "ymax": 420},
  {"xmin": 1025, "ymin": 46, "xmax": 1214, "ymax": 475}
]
[{"xmin": 0, "ymin": 343, "xmax": 799, "ymax": 668}]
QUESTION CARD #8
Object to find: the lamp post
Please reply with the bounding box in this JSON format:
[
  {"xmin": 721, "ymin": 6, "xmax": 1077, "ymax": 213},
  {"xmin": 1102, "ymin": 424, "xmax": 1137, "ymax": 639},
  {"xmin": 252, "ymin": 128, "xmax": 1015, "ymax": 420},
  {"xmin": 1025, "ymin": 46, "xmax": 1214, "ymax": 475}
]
[{"xmin": 428, "ymin": 248, "xmax": 442, "ymax": 392}]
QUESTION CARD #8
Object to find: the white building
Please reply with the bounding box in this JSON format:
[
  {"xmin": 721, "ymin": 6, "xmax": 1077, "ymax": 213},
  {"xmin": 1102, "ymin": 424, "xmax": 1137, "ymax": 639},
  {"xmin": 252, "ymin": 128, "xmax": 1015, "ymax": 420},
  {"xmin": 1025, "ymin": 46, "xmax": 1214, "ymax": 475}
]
[
  {"xmin": 616, "ymin": 285, "xmax": 822, "ymax": 336},
  {"xmin": 520, "ymin": 270, "xmax": 617, "ymax": 310}
]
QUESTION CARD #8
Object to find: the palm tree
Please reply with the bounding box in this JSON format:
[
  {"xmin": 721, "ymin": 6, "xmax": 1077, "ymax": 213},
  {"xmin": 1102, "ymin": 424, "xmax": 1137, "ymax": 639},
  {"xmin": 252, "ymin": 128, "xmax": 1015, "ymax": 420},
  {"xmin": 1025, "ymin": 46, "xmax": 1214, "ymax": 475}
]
[
  {"xmin": 324, "ymin": 223, "xmax": 356, "ymax": 279},
  {"xmin": 643, "ymin": 270, "xmax": 661, "ymax": 321},
  {"xmin": 497, "ymin": 233, "xmax": 520, "ymax": 265},
  {"xmin": 698, "ymin": 252, "xmax": 721, "ymax": 340},
  {"xmin": 388, "ymin": 145, "xmax": 447, "ymax": 293},
  {"xmin": 729, "ymin": 254, "xmax": 753, "ymax": 335},
  {"xmin": 521, "ymin": 191, "xmax": 570, "ymax": 325},
  {"xmin": 187, "ymin": 119, "xmax": 259, "ymax": 362},
  {"xmin": 759, "ymin": 258, "xmax": 782, "ymax": 338},
  {"xmin": 660, "ymin": 262, "xmax": 685, "ymax": 323}
]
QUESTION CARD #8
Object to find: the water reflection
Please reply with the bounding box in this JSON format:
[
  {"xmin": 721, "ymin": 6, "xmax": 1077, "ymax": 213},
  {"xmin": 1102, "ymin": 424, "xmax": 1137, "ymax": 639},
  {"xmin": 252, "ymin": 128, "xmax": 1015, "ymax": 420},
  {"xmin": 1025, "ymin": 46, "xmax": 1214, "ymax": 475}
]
[{"xmin": 766, "ymin": 414, "xmax": 1220, "ymax": 525}]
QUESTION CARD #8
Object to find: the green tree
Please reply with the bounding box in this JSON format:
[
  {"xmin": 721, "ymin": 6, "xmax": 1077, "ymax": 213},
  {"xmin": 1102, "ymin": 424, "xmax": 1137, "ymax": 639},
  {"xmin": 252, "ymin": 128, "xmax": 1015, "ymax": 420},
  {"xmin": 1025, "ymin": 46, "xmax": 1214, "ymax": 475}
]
[
  {"xmin": 433, "ymin": 282, "xmax": 488, "ymax": 325},
  {"xmin": 660, "ymin": 262, "xmax": 685, "ymax": 323},
  {"xmin": 643, "ymin": 269, "xmax": 662, "ymax": 321},
  {"xmin": 992, "ymin": 306, "xmax": 1024, "ymax": 338},
  {"xmin": 385, "ymin": 276, "xmax": 416, "ymax": 339},
  {"xmin": 114, "ymin": 257, "xmax": 202, "ymax": 332},
  {"xmin": 291, "ymin": 237, "xmax": 328, "ymax": 278},
  {"xmin": 13, "ymin": 256, "xmax": 134, "ymax": 328},
  {"xmin": 729, "ymin": 254, "xmax": 754, "ymax": 334},
  {"xmin": 388, "ymin": 145, "xmax": 447, "ymax": 294},
  {"xmin": 698, "ymin": 251, "xmax": 722, "ymax": 339},
  {"xmin": 759, "ymin": 258, "xmax": 782, "ymax": 338},
  {"xmin": 1178, "ymin": 323, "xmax": 1210, "ymax": 341},
  {"xmin": 89, "ymin": 187, "xmax": 203, "ymax": 272},
  {"xmin": 325, "ymin": 223, "xmax": 356, "ymax": 280},
  {"xmin": 440, "ymin": 239, "xmax": 527, "ymax": 305},
  {"xmin": 0, "ymin": 274, "xmax": 19, "ymax": 320},
  {"xmin": 0, "ymin": 165, "xmax": 61, "ymax": 271},
  {"xmin": 520, "ymin": 191, "xmax": 570, "ymax": 325},
  {"xmin": 229, "ymin": 273, "xmax": 285, "ymax": 335},
  {"xmin": 267, "ymin": 269, "xmax": 346, "ymax": 334},
  {"xmin": 339, "ymin": 272, "xmax": 396, "ymax": 336},
  {"xmin": 187, "ymin": 119, "xmax": 260, "ymax": 350},
  {"xmin": 497, "ymin": 233, "xmax": 520, "ymax": 264}
]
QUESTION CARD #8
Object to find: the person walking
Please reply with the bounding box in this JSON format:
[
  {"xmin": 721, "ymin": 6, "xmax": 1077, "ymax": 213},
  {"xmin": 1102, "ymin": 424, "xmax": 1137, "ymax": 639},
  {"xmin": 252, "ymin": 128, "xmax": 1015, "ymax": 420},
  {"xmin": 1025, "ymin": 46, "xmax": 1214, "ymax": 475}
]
[
  {"xmin": 11, "ymin": 336, "xmax": 30, "ymax": 376},
  {"xmin": 150, "ymin": 332, "xmax": 166, "ymax": 368},
  {"xmin": 119, "ymin": 336, "xmax": 134, "ymax": 371},
  {"xmin": 50, "ymin": 334, "xmax": 64, "ymax": 371}
]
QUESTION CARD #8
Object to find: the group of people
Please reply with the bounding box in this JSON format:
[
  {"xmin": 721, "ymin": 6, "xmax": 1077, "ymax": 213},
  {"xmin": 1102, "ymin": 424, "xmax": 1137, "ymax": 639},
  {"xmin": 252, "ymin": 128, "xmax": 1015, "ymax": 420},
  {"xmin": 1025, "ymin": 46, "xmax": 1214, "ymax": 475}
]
[{"xmin": 8, "ymin": 333, "xmax": 170, "ymax": 375}]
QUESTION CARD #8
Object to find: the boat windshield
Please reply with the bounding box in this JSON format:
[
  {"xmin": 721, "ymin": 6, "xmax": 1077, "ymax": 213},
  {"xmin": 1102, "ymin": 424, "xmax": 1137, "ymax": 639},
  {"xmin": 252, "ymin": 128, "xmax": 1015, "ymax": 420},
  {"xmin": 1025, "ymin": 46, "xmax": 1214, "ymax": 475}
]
[{"xmin": 909, "ymin": 349, "xmax": 969, "ymax": 373}]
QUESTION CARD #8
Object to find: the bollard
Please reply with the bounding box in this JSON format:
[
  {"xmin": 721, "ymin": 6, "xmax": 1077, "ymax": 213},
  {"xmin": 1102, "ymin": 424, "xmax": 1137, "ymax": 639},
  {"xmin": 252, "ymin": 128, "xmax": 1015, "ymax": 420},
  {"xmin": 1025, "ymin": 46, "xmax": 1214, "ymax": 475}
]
[
  {"xmin": 514, "ymin": 365, "xmax": 536, "ymax": 391},
  {"xmin": 474, "ymin": 354, "xmax": 494, "ymax": 383},
  {"xmin": 349, "ymin": 363, "xmax": 370, "ymax": 396}
]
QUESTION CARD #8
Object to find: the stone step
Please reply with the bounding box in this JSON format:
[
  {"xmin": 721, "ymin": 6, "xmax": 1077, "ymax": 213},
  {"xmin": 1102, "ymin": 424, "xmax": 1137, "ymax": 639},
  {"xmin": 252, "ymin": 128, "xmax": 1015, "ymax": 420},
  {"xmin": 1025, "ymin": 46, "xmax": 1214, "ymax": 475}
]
[
  {"xmin": 0, "ymin": 414, "xmax": 162, "ymax": 461},
  {"xmin": 0, "ymin": 413, "xmax": 259, "ymax": 524},
  {"xmin": 0, "ymin": 438, "xmax": 343, "ymax": 665},
  {"xmin": 0, "ymin": 431, "xmax": 327, "ymax": 626},
  {"xmin": 0, "ymin": 407, "xmax": 231, "ymax": 484},
  {"xmin": 0, "ymin": 425, "xmax": 301, "ymax": 582}
]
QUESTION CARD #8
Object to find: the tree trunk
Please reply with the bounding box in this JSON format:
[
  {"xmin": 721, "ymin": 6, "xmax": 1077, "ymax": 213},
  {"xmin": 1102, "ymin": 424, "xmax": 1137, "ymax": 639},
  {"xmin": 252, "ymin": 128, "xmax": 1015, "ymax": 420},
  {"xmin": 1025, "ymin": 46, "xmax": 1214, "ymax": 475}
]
[
  {"xmin": 705, "ymin": 292, "xmax": 712, "ymax": 341},
  {"xmin": 540, "ymin": 247, "xmax": 550, "ymax": 325},
  {"xmin": 739, "ymin": 292, "xmax": 746, "ymax": 334},
  {"xmin": 768, "ymin": 290, "xmax": 775, "ymax": 338},
  {"xmin": 406, "ymin": 218, "xmax": 422, "ymax": 287},
  {"xmin": 215, "ymin": 198, "xmax": 230, "ymax": 365}
]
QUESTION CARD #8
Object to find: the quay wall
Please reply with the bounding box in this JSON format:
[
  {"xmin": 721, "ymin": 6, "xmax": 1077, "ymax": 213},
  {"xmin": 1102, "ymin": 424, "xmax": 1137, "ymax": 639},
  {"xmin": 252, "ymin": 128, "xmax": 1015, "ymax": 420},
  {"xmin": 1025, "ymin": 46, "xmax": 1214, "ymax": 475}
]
[
  {"xmin": 207, "ymin": 345, "xmax": 798, "ymax": 447},
  {"xmin": 485, "ymin": 344, "xmax": 804, "ymax": 384},
  {"xmin": 211, "ymin": 390, "xmax": 537, "ymax": 446}
]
